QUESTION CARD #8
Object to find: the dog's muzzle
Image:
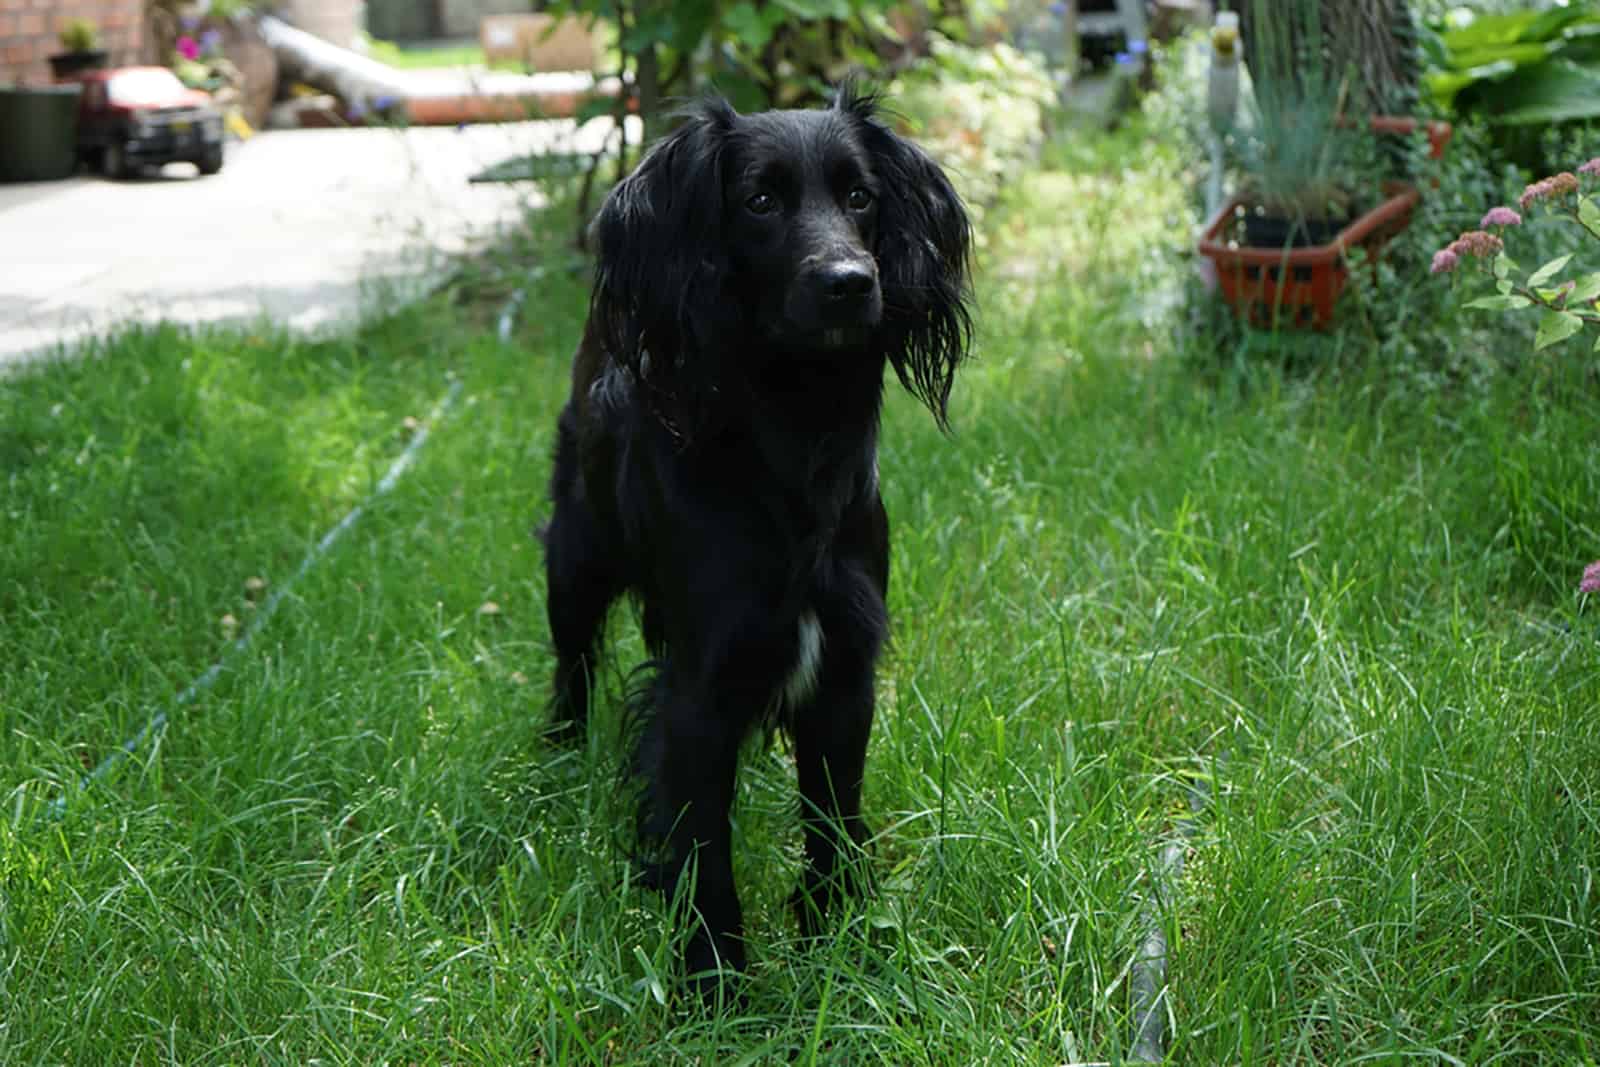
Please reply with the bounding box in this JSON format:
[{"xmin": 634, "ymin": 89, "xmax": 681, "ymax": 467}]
[{"xmin": 790, "ymin": 256, "xmax": 883, "ymax": 339}]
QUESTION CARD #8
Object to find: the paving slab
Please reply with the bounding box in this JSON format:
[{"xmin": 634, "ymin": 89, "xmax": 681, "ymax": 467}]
[{"xmin": 0, "ymin": 117, "xmax": 625, "ymax": 370}]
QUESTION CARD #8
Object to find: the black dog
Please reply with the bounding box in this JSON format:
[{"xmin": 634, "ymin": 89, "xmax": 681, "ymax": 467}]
[{"xmin": 541, "ymin": 87, "xmax": 973, "ymax": 985}]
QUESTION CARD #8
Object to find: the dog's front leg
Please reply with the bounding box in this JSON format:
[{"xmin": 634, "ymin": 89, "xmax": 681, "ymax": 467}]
[
  {"xmin": 789, "ymin": 603, "xmax": 880, "ymax": 938},
  {"xmin": 650, "ymin": 666, "xmax": 750, "ymax": 987}
]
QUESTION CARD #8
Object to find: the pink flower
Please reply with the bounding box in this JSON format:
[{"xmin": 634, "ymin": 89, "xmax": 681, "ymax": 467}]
[
  {"xmin": 1430, "ymin": 248, "xmax": 1459, "ymax": 274},
  {"xmin": 177, "ymin": 35, "xmax": 199, "ymax": 61},
  {"xmin": 1481, "ymin": 206, "xmax": 1521, "ymax": 228},
  {"xmin": 1579, "ymin": 158, "xmax": 1600, "ymax": 177},
  {"xmin": 1582, "ymin": 560, "xmax": 1600, "ymax": 594}
]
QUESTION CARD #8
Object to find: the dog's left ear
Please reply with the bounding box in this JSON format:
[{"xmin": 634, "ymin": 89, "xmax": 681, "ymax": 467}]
[{"xmin": 835, "ymin": 87, "xmax": 974, "ymax": 428}]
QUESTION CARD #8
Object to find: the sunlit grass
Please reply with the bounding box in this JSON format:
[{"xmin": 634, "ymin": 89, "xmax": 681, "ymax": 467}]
[
  {"xmin": 1, "ymin": 117, "xmax": 1597, "ymax": 1063},
  {"xmin": 365, "ymin": 38, "xmax": 511, "ymax": 72}
]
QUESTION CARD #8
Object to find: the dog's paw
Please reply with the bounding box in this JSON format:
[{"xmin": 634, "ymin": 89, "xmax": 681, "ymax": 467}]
[
  {"xmin": 790, "ymin": 882, "xmax": 829, "ymax": 941},
  {"xmin": 541, "ymin": 714, "xmax": 587, "ymax": 747},
  {"xmin": 791, "ymin": 855, "xmax": 873, "ymax": 940},
  {"xmin": 683, "ymin": 929, "xmax": 748, "ymax": 1003}
]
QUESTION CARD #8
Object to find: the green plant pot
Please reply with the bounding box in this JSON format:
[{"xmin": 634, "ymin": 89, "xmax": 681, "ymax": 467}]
[{"xmin": 0, "ymin": 84, "xmax": 82, "ymax": 182}]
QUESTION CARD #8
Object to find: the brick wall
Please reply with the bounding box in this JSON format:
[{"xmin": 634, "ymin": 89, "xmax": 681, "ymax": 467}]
[{"xmin": 0, "ymin": 0, "xmax": 144, "ymax": 86}]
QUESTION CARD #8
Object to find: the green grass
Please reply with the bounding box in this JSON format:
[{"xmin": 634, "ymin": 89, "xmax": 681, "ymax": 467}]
[
  {"xmin": 2, "ymin": 123, "xmax": 1598, "ymax": 1064},
  {"xmin": 365, "ymin": 38, "xmax": 516, "ymax": 72}
]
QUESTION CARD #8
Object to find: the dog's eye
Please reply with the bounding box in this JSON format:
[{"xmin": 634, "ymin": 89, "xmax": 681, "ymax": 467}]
[
  {"xmin": 746, "ymin": 192, "xmax": 778, "ymax": 216},
  {"xmin": 846, "ymin": 187, "xmax": 875, "ymax": 211}
]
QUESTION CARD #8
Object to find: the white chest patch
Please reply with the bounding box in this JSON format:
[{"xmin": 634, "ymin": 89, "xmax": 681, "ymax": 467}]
[{"xmin": 783, "ymin": 610, "xmax": 825, "ymax": 707}]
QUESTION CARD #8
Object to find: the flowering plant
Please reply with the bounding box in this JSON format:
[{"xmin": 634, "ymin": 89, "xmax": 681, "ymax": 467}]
[
  {"xmin": 173, "ymin": 26, "xmax": 230, "ymax": 91},
  {"xmin": 1432, "ymin": 160, "xmax": 1600, "ymax": 351},
  {"xmin": 1432, "ymin": 159, "xmax": 1600, "ymax": 597}
]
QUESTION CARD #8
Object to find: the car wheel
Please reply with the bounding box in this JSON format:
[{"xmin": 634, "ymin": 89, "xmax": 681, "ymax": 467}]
[
  {"xmin": 198, "ymin": 146, "xmax": 223, "ymax": 176},
  {"xmin": 102, "ymin": 143, "xmax": 128, "ymax": 180}
]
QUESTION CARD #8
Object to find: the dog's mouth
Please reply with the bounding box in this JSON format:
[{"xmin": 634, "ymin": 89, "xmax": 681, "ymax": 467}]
[{"xmin": 819, "ymin": 327, "xmax": 872, "ymax": 350}]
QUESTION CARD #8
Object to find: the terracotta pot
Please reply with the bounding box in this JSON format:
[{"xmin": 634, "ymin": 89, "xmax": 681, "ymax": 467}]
[
  {"xmin": 1198, "ymin": 183, "xmax": 1419, "ymax": 329},
  {"xmin": 1196, "ymin": 116, "xmax": 1453, "ymax": 329}
]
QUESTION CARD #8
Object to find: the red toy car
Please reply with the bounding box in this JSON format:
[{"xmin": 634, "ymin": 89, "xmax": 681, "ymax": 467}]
[{"xmin": 72, "ymin": 66, "xmax": 224, "ymax": 178}]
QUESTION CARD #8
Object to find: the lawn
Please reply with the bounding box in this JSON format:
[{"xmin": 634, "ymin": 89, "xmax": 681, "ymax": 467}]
[
  {"xmin": 2, "ymin": 117, "xmax": 1597, "ymax": 1064},
  {"xmin": 365, "ymin": 38, "xmax": 512, "ymax": 72}
]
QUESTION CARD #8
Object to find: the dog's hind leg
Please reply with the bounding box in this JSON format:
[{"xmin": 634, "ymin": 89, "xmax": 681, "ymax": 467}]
[{"xmin": 542, "ymin": 417, "xmax": 620, "ymax": 743}]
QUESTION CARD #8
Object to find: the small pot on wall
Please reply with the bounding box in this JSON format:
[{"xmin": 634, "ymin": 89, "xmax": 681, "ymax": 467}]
[{"xmin": 49, "ymin": 49, "xmax": 110, "ymax": 81}]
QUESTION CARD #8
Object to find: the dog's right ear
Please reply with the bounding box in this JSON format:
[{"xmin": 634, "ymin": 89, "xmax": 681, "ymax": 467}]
[{"xmin": 589, "ymin": 99, "xmax": 737, "ymax": 414}]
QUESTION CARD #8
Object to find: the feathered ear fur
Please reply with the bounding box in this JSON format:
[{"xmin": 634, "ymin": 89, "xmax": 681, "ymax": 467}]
[
  {"xmin": 834, "ymin": 86, "xmax": 974, "ymax": 428},
  {"xmin": 589, "ymin": 98, "xmax": 739, "ymax": 431}
]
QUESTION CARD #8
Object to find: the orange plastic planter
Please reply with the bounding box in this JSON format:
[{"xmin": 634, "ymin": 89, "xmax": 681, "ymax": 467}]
[{"xmin": 1197, "ymin": 117, "xmax": 1452, "ymax": 329}]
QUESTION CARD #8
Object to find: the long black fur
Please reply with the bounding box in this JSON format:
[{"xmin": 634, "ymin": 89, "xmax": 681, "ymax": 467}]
[{"xmin": 540, "ymin": 86, "xmax": 973, "ymax": 988}]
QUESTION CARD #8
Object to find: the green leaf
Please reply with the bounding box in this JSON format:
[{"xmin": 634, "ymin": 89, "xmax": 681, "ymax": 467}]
[
  {"xmin": 1445, "ymin": 42, "xmax": 1552, "ymax": 73},
  {"xmin": 1580, "ymin": 196, "xmax": 1600, "ymax": 235},
  {"xmin": 1569, "ymin": 271, "xmax": 1600, "ymax": 304},
  {"xmin": 1466, "ymin": 294, "xmax": 1533, "ymax": 310},
  {"xmin": 1497, "ymin": 278, "xmax": 1514, "ymax": 295},
  {"xmin": 1440, "ymin": 11, "xmax": 1542, "ymax": 54},
  {"xmin": 575, "ymin": 94, "xmax": 617, "ymax": 126},
  {"xmin": 774, "ymin": 0, "xmax": 853, "ymax": 19},
  {"xmin": 1443, "ymin": 6, "xmax": 1600, "ymax": 53},
  {"xmin": 1425, "ymin": 62, "xmax": 1515, "ymax": 110},
  {"xmin": 619, "ymin": 7, "xmax": 675, "ymax": 49},
  {"xmin": 1493, "ymin": 253, "xmax": 1516, "ymax": 281},
  {"xmin": 1484, "ymin": 59, "xmax": 1600, "ymax": 126},
  {"xmin": 1527, "ymin": 253, "xmax": 1574, "ymax": 288},
  {"xmin": 723, "ymin": 1, "xmax": 777, "ymax": 49},
  {"xmin": 1535, "ymin": 308, "xmax": 1585, "ymax": 349}
]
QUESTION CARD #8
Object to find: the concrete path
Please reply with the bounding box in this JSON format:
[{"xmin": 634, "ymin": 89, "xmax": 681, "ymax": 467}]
[{"xmin": 0, "ymin": 117, "xmax": 624, "ymax": 369}]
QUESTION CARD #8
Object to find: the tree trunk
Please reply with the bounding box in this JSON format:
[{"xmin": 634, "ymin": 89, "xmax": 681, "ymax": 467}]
[{"xmin": 1241, "ymin": 0, "xmax": 1418, "ymax": 114}]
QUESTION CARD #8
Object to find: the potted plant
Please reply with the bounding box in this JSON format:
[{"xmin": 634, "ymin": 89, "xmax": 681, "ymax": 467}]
[
  {"xmin": 1197, "ymin": 0, "xmax": 1448, "ymax": 328},
  {"xmin": 49, "ymin": 18, "xmax": 110, "ymax": 81}
]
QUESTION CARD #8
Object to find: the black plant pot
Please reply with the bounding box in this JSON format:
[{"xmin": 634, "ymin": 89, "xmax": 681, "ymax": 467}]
[
  {"xmin": 0, "ymin": 84, "xmax": 82, "ymax": 182},
  {"xmin": 1242, "ymin": 212, "xmax": 1352, "ymax": 250},
  {"xmin": 48, "ymin": 49, "xmax": 109, "ymax": 80}
]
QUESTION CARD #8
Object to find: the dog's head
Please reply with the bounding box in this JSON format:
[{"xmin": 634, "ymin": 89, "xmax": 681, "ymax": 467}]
[{"xmin": 590, "ymin": 87, "xmax": 973, "ymax": 430}]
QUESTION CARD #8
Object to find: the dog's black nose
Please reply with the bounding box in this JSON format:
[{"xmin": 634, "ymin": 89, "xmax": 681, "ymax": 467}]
[{"xmin": 818, "ymin": 261, "xmax": 877, "ymax": 300}]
